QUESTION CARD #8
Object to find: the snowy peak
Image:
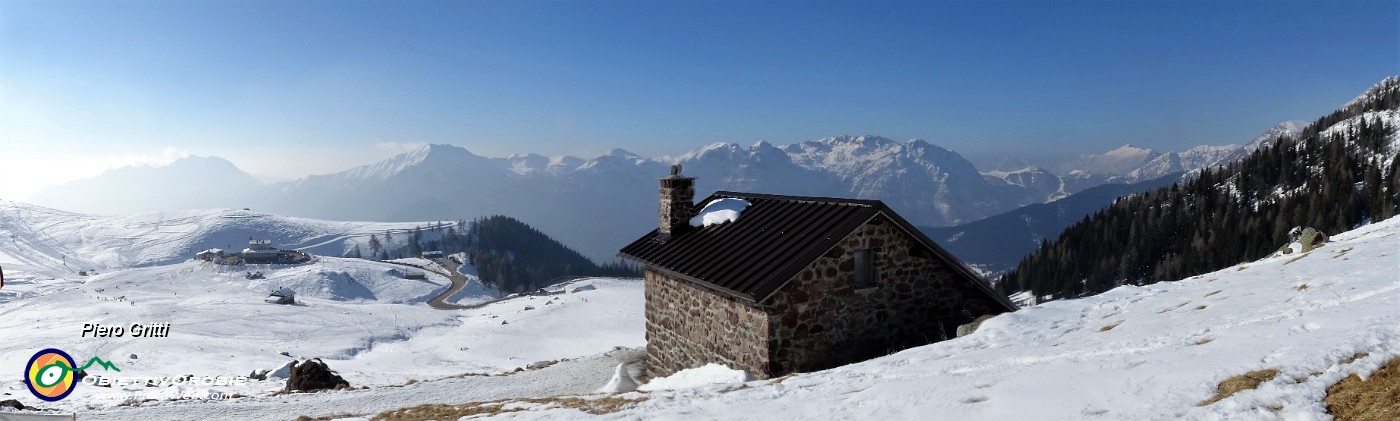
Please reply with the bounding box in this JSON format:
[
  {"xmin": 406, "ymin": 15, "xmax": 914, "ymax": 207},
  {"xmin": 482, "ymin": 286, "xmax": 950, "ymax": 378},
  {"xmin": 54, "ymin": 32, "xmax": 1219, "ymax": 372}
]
[
  {"xmin": 337, "ymin": 143, "xmax": 498, "ymax": 181},
  {"xmin": 1105, "ymin": 144, "xmax": 1154, "ymax": 158},
  {"xmin": 27, "ymin": 155, "xmax": 265, "ymax": 215},
  {"xmin": 605, "ymin": 148, "xmax": 642, "ymax": 160},
  {"xmin": 677, "ymin": 142, "xmax": 744, "ymax": 162},
  {"xmin": 1244, "ymin": 120, "xmax": 1308, "ymax": 151},
  {"xmin": 1342, "ymin": 75, "xmax": 1400, "ymax": 110},
  {"xmin": 1056, "ymin": 144, "xmax": 1160, "ymax": 176},
  {"xmin": 163, "ymin": 155, "xmax": 248, "ymax": 173}
]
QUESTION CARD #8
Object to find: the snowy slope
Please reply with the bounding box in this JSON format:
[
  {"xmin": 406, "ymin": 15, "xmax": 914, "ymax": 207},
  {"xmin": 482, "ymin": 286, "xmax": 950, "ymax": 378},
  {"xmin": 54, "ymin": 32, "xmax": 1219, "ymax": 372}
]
[
  {"xmin": 471, "ymin": 217, "xmax": 1400, "ymax": 420},
  {"xmin": 1318, "ymin": 109, "xmax": 1400, "ymax": 173},
  {"xmin": 0, "ymin": 200, "xmax": 439, "ymax": 272},
  {"xmin": 0, "ymin": 255, "xmax": 642, "ymax": 418}
]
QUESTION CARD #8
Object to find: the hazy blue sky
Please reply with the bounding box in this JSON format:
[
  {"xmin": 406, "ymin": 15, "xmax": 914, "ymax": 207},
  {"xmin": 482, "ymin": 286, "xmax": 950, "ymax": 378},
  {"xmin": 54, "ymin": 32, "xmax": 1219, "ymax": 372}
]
[{"xmin": 1, "ymin": 1, "xmax": 1396, "ymax": 199}]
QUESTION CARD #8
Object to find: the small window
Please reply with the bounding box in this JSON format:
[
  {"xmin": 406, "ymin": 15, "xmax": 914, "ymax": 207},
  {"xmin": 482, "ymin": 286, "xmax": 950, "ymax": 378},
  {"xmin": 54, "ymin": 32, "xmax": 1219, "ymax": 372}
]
[{"xmin": 854, "ymin": 249, "xmax": 875, "ymax": 290}]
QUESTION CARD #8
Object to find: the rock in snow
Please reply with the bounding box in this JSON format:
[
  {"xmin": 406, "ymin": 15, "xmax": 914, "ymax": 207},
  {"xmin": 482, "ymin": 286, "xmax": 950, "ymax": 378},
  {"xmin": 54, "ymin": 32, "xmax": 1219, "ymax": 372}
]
[
  {"xmin": 596, "ymin": 363, "xmax": 639, "ymax": 393},
  {"xmin": 285, "ymin": 359, "xmax": 350, "ymax": 392}
]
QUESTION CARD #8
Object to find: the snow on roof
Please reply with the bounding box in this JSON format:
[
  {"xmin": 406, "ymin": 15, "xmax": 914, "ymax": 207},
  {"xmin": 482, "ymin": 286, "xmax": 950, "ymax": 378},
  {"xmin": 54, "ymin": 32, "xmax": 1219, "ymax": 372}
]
[{"xmin": 689, "ymin": 198, "xmax": 750, "ymax": 228}]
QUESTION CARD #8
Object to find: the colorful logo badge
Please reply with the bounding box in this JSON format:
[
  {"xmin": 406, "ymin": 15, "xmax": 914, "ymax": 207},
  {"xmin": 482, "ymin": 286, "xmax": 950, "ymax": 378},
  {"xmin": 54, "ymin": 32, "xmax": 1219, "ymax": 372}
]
[{"xmin": 25, "ymin": 348, "xmax": 77, "ymax": 401}]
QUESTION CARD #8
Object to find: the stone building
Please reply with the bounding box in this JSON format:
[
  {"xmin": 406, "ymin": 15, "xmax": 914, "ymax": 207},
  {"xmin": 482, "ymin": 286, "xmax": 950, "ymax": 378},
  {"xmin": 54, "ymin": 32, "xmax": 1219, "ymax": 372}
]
[{"xmin": 620, "ymin": 169, "xmax": 1017, "ymax": 379}]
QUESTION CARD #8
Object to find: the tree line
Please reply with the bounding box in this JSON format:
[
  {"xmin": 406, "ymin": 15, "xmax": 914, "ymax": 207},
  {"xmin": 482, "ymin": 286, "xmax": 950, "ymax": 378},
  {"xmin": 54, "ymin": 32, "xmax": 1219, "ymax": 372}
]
[{"xmin": 358, "ymin": 215, "xmax": 640, "ymax": 293}]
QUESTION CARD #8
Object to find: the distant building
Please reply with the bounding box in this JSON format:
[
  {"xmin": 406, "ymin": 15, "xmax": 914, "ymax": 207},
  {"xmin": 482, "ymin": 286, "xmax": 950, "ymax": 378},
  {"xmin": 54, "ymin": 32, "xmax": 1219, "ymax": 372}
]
[
  {"xmin": 242, "ymin": 239, "xmax": 279, "ymax": 264},
  {"xmin": 266, "ymin": 287, "xmax": 295, "ymax": 305},
  {"xmin": 620, "ymin": 168, "xmax": 1017, "ymax": 380},
  {"xmin": 401, "ymin": 269, "xmax": 426, "ymax": 280},
  {"xmin": 195, "ymin": 248, "xmax": 226, "ymax": 261},
  {"xmin": 421, "ymin": 251, "xmax": 445, "ymax": 259}
]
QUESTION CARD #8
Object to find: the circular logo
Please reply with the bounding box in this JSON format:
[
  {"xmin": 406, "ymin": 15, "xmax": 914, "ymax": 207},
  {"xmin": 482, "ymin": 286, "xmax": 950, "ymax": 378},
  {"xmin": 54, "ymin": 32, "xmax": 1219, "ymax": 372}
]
[{"xmin": 25, "ymin": 348, "xmax": 77, "ymax": 402}]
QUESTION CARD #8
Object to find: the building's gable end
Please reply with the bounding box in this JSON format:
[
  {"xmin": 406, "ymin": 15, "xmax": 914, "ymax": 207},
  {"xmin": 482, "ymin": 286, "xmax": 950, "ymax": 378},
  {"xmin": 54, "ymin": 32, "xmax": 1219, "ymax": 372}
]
[
  {"xmin": 762, "ymin": 213, "xmax": 1011, "ymax": 375},
  {"xmin": 858, "ymin": 206, "xmax": 1018, "ymax": 312}
]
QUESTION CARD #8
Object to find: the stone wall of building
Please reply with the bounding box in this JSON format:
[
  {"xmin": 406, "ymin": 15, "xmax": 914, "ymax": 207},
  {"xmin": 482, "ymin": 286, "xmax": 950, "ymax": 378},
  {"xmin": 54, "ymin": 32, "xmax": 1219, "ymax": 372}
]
[
  {"xmin": 643, "ymin": 269, "xmax": 772, "ymax": 379},
  {"xmin": 764, "ymin": 214, "xmax": 1008, "ymax": 375}
]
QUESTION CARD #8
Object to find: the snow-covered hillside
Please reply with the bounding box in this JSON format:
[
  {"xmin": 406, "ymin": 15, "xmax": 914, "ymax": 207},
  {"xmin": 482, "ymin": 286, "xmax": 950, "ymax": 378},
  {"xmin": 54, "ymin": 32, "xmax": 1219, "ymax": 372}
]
[
  {"xmin": 444, "ymin": 218, "xmax": 1397, "ymax": 420},
  {"xmin": 0, "ymin": 236, "xmax": 641, "ymax": 419},
  {"xmin": 0, "ymin": 200, "xmax": 437, "ymax": 271}
]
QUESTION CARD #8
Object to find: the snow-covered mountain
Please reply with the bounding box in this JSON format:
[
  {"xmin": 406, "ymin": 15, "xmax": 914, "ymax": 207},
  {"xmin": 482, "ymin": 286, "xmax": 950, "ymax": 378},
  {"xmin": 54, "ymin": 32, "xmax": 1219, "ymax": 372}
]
[
  {"xmin": 26, "ymin": 156, "xmax": 265, "ymax": 215},
  {"xmin": 28, "ymin": 137, "xmax": 1055, "ymax": 261},
  {"xmin": 1041, "ymin": 121, "xmax": 1309, "ymax": 186},
  {"xmin": 982, "ymin": 166, "xmax": 1067, "ymax": 201},
  {"xmin": 1055, "ymin": 144, "xmax": 1160, "ymax": 176},
  {"xmin": 974, "ymin": 120, "xmax": 1309, "ymax": 203},
  {"xmin": 26, "ymin": 123, "xmax": 1307, "ymax": 261}
]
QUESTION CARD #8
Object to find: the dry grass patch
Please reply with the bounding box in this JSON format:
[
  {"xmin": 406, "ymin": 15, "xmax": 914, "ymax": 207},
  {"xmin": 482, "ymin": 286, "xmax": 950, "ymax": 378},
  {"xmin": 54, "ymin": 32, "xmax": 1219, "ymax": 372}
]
[
  {"xmin": 1204, "ymin": 290, "xmax": 1222, "ymax": 298},
  {"xmin": 1237, "ymin": 265, "xmax": 1249, "ymax": 271},
  {"xmin": 1157, "ymin": 302, "xmax": 1191, "ymax": 314},
  {"xmin": 372, "ymin": 396, "xmax": 648, "ymax": 420},
  {"xmin": 1325, "ymin": 356, "xmax": 1400, "ymax": 421},
  {"xmin": 1297, "ymin": 371, "xmax": 1326, "ymax": 384},
  {"xmin": 1196, "ymin": 305, "xmax": 1209, "ymax": 310},
  {"xmin": 1285, "ymin": 254, "xmax": 1310, "ymax": 265},
  {"xmin": 962, "ymin": 396, "xmax": 989, "ymax": 404},
  {"xmin": 1297, "ymin": 284, "xmax": 1310, "ymax": 291},
  {"xmin": 1333, "ymin": 247, "xmax": 1354, "ymax": 258},
  {"xmin": 1194, "ymin": 337, "xmax": 1215, "ymax": 346},
  {"xmin": 1098, "ymin": 322, "xmax": 1121, "ymax": 332},
  {"xmin": 1198, "ymin": 368, "xmax": 1279, "ymax": 406},
  {"xmin": 448, "ymin": 369, "xmax": 498, "ymax": 377},
  {"xmin": 1340, "ymin": 352, "xmax": 1370, "ymax": 365}
]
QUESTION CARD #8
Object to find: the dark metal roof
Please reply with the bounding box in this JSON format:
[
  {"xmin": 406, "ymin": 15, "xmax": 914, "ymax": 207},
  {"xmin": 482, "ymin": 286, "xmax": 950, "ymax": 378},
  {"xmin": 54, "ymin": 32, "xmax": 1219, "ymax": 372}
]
[{"xmin": 619, "ymin": 191, "xmax": 1017, "ymax": 311}]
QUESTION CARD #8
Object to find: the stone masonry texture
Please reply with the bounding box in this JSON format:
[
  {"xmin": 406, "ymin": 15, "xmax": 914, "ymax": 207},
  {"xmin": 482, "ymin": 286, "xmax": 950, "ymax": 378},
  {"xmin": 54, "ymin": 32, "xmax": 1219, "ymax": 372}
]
[{"xmin": 644, "ymin": 213, "xmax": 1008, "ymax": 380}]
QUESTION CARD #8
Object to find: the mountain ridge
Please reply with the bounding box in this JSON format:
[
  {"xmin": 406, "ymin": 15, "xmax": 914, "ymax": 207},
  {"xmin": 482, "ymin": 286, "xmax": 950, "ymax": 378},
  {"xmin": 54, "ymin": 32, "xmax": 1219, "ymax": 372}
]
[{"xmin": 28, "ymin": 121, "xmax": 1313, "ymax": 261}]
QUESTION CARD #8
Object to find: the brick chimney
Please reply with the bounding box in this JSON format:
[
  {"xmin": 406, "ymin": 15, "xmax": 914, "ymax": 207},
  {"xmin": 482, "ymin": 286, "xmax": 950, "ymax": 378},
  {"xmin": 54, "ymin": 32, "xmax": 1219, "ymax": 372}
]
[{"xmin": 658, "ymin": 164, "xmax": 695, "ymax": 238}]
